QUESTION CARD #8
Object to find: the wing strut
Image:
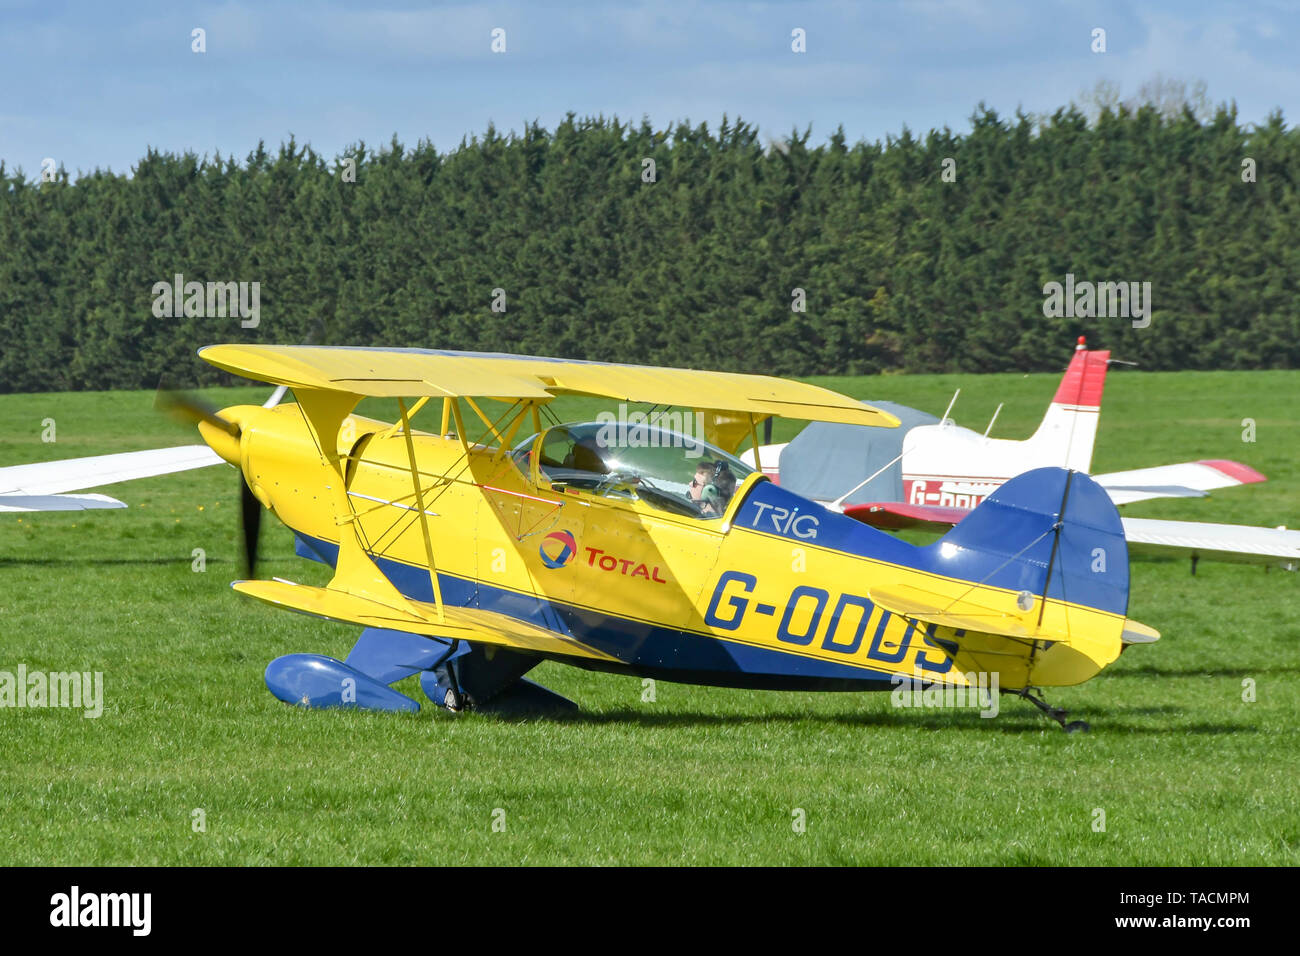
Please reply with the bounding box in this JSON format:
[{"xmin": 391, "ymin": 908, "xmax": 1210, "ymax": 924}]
[
  {"xmin": 293, "ymin": 387, "xmax": 418, "ymax": 613},
  {"xmin": 398, "ymin": 397, "xmax": 446, "ymax": 623}
]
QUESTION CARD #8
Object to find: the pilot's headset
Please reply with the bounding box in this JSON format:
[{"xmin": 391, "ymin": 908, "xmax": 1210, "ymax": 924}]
[{"xmin": 710, "ymin": 461, "xmax": 736, "ymax": 498}]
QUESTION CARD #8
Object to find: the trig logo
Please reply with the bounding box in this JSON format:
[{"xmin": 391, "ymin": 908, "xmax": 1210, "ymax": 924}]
[{"xmin": 539, "ymin": 530, "xmax": 577, "ymax": 569}]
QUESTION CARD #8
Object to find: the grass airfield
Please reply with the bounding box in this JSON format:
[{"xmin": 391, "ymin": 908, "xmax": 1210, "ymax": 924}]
[{"xmin": 0, "ymin": 367, "xmax": 1297, "ymax": 865}]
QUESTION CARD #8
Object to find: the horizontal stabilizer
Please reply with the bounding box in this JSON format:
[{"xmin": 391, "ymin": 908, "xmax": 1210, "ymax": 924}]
[
  {"xmin": 868, "ymin": 584, "xmax": 1042, "ymax": 640},
  {"xmin": 232, "ymin": 578, "xmax": 619, "ymax": 662},
  {"xmin": 1097, "ymin": 459, "xmax": 1266, "ymax": 506},
  {"xmin": 1121, "ymin": 620, "xmax": 1161, "ymax": 645}
]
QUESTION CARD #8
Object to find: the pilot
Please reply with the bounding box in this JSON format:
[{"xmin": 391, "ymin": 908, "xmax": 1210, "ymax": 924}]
[
  {"xmin": 698, "ymin": 461, "xmax": 736, "ymax": 516},
  {"xmin": 688, "ymin": 461, "xmax": 714, "ymax": 503},
  {"xmin": 565, "ymin": 435, "xmax": 608, "ymax": 475}
]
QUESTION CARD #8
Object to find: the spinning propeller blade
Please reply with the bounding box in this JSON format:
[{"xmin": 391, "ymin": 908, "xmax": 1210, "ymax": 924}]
[
  {"xmin": 155, "ymin": 383, "xmax": 263, "ymax": 577},
  {"xmin": 154, "ymin": 388, "xmax": 240, "ymax": 436},
  {"xmin": 240, "ymin": 476, "xmax": 262, "ymax": 578}
]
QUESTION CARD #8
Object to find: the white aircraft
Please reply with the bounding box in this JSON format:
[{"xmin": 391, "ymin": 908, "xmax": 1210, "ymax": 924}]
[
  {"xmin": 742, "ymin": 339, "xmax": 1298, "ymax": 571},
  {"xmin": 0, "ymin": 385, "xmax": 286, "ymax": 513},
  {"xmin": 0, "ymin": 445, "xmax": 223, "ymax": 512}
]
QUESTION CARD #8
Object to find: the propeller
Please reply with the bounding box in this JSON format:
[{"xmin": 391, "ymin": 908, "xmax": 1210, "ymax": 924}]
[
  {"xmin": 153, "ymin": 321, "xmax": 320, "ymax": 580},
  {"xmin": 154, "ymin": 385, "xmax": 262, "ymax": 578},
  {"xmin": 238, "ymin": 476, "xmax": 262, "ymax": 579},
  {"xmin": 154, "ymin": 388, "xmax": 238, "ymax": 436}
]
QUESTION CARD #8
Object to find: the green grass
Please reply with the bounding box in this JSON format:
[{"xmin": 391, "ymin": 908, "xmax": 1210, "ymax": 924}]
[{"xmin": 1, "ymin": 368, "xmax": 1297, "ymax": 865}]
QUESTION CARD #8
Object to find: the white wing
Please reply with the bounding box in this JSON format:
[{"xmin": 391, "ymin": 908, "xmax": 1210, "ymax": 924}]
[
  {"xmin": 0, "ymin": 493, "xmax": 127, "ymax": 513},
  {"xmin": 1097, "ymin": 460, "xmax": 1265, "ymax": 506},
  {"xmin": 0, "ymin": 445, "xmax": 223, "ymax": 498},
  {"xmin": 1122, "ymin": 517, "xmax": 1300, "ymax": 570}
]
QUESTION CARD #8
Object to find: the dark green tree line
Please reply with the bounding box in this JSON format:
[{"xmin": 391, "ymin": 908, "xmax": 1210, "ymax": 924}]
[{"xmin": 1, "ymin": 104, "xmax": 1296, "ymax": 393}]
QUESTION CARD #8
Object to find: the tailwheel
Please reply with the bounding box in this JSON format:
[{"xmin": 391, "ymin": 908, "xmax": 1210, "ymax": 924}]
[{"xmin": 1014, "ymin": 687, "xmax": 1090, "ymax": 733}]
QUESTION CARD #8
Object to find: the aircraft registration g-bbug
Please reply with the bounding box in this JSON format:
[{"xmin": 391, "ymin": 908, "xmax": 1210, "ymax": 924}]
[{"xmin": 177, "ymin": 345, "xmax": 1163, "ymax": 731}]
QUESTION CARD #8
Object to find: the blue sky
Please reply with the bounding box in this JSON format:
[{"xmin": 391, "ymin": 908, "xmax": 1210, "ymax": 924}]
[{"xmin": 2, "ymin": 0, "xmax": 1296, "ymax": 178}]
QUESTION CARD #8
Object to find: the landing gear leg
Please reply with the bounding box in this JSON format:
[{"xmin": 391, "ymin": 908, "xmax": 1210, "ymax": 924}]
[
  {"xmin": 431, "ymin": 640, "xmax": 466, "ymax": 713},
  {"xmin": 1014, "ymin": 688, "xmax": 1090, "ymax": 733}
]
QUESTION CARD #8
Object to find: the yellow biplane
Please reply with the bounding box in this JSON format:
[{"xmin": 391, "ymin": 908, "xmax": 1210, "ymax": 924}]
[{"xmin": 175, "ymin": 345, "xmax": 1160, "ymax": 730}]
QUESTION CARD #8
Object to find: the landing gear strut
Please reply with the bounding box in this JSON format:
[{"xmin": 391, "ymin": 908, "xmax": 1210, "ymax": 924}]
[{"xmin": 1013, "ymin": 688, "xmax": 1090, "ymax": 733}]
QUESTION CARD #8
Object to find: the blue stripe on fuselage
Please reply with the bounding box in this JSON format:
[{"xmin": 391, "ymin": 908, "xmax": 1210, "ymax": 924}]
[{"xmin": 290, "ymin": 531, "xmax": 901, "ymax": 685}]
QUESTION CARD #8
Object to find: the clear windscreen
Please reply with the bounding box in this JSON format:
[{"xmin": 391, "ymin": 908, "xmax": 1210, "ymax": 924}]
[{"xmin": 511, "ymin": 420, "xmax": 756, "ymax": 520}]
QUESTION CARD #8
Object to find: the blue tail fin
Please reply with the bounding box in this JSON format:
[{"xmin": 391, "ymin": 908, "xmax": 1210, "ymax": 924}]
[{"xmin": 922, "ymin": 467, "xmax": 1129, "ymax": 616}]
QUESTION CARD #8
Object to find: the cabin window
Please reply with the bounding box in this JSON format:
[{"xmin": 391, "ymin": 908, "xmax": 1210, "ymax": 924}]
[{"xmin": 511, "ymin": 421, "xmax": 755, "ymax": 520}]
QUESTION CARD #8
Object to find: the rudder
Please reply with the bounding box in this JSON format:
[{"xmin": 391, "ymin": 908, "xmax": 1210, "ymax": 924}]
[{"xmin": 927, "ymin": 466, "xmax": 1129, "ymax": 618}]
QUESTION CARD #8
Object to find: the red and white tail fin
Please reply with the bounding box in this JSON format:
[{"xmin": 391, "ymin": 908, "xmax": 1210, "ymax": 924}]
[{"xmin": 1025, "ymin": 337, "xmax": 1110, "ymax": 473}]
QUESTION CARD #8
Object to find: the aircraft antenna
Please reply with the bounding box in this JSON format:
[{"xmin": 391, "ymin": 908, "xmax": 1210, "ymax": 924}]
[
  {"xmin": 940, "ymin": 388, "xmax": 960, "ymax": 425},
  {"xmin": 983, "ymin": 403, "xmax": 1003, "ymax": 438}
]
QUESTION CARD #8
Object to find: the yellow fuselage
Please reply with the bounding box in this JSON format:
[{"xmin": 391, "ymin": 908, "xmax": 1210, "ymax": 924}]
[{"xmin": 210, "ymin": 404, "xmax": 1125, "ymax": 691}]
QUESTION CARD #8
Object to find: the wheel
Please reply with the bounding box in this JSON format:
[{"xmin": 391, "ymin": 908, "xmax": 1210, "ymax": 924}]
[
  {"xmin": 443, "ymin": 688, "xmax": 463, "ymax": 713},
  {"xmin": 1063, "ymin": 720, "xmax": 1090, "ymax": 734}
]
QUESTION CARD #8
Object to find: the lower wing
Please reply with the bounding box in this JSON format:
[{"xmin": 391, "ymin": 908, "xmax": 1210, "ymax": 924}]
[
  {"xmin": 0, "ymin": 493, "xmax": 127, "ymax": 513},
  {"xmin": 232, "ymin": 578, "xmax": 621, "ymax": 662},
  {"xmin": 0, "ymin": 444, "xmax": 224, "ymax": 498}
]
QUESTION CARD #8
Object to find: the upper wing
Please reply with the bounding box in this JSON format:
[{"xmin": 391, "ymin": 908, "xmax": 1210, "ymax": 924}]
[
  {"xmin": 0, "ymin": 493, "xmax": 126, "ymax": 513},
  {"xmin": 0, "ymin": 445, "xmax": 223, "ymax": 497},
  {"xmin": 1095, "ymin": 459, "xmax": 1265, "ymax": 506},
  {"xmin": 198, "ymin": 344, "xmax": 901, "ymax": 429},
  {"xmin": 1121, "ymin": 517, "xmax": 1300, "ymax": 570}
]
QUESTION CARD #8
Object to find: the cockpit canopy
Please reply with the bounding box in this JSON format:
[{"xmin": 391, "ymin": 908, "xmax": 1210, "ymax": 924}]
[{"xmin": 511, "ymin": 421, "xmax": 756, "ymax": 520}]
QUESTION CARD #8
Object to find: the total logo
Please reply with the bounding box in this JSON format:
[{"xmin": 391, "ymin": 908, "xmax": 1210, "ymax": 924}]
[
  {"xmin": 539, "ymin": 530, "xmax": 577, "ymax": 569},
  {"xmin": 583, "ymin": 547, "xmax": 669, "ymax": 584}
]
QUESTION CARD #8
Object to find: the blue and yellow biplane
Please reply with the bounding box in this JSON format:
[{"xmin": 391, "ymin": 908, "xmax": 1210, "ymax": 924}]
[{"xmin": 179, "ymin": 346, "xmax": 1160, "ymax": 731}]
